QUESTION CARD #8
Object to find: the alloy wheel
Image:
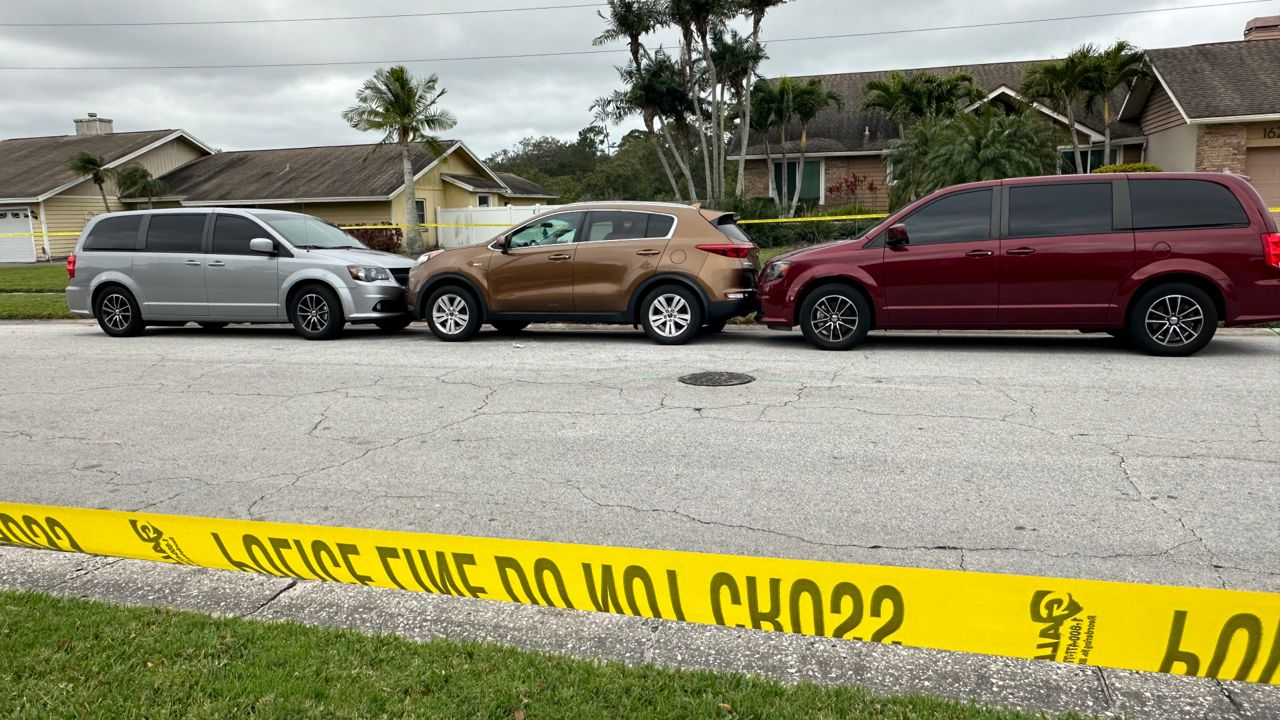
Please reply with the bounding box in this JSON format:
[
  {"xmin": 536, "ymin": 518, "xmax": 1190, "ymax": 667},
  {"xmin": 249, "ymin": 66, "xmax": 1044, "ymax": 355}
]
[
  {"xmin": 101, "ymin": 293, "xmax": 131, "ymax": 331},
  {"xmin": 810, "ymin": 294, "xmax": 859, "ymax": 343},
  {"xmin": 1144, "ymin": 294, "xmax": 1204, "ymax": 348},
  {"xmin": 432, "ymin": 294, "xmax": 470, "ymax": 336},
  {"xmin": 648, "ymin": 293, "xmax": 691, "ymax": 338},
  {"xmin": 297, "ymin": 293, "xmax": 330, "ymax": 334}
]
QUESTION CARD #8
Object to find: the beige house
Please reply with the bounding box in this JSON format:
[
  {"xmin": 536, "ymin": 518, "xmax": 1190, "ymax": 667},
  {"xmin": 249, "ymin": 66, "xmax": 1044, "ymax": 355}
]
[{"xmin": 0, "ymin": 115, "xmax": 212, "ymax": 261}]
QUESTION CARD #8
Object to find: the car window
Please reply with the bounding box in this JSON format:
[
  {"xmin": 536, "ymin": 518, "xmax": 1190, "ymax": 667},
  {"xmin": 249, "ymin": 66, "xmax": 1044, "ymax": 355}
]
[
  {"xmin": 902, "ymin": 190, "xmax": 992, "ymax": 245},
  {"xmin": 1130, "ymin": 180, "xmax": 1250, "ymax": 231},
  {"xmin": 586, "ymin": 212, "xmax": 648, "ymax": 241},
  {"xmin": 1009, "ymin": 183, "xmax": 1114, "ymax": 238},
  {"xmin": 83, "ymin": 216, "xmax": 141, "ymax": 251},
  {"xmin": 212, "ymin": 215, "xmax": 268, "ymax": 255},
  {"xmin": 144, "ymin": 214, "xmax": 206, "ymax": 253},
  {"xmin": 258, "ymin": 214, "xmax": 367, "ymax": 249},
  {"xmin": 509, "ymin": 213, "xmax": 582, "ymax": 248},
  {"xmin": 714, "ymin": 217, "xmax": 752, "ymax": 244},
  {"xmin": 647, "ymin": 214, "xmax": 675, "ymax": 238}
]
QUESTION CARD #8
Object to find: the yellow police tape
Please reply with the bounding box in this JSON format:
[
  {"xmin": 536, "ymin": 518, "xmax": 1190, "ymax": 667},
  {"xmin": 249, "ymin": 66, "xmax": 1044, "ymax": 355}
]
[{"xmin": 1, "ymin": 502, "xmax": 1276, "ymax": 684}]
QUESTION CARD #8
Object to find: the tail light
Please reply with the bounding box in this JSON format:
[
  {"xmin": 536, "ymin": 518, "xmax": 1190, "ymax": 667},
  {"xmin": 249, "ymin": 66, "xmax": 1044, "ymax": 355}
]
[
  {"xmin": 66, "ymin": 254, "xmax": 76, "ymax": 280},
  {"xmin": 696, "ymin": 243, "xmax": 753, "ymax": 259},
  {"xmin": 1264, "ymin": 233, "xmax": 1280, "ymax": 269}
]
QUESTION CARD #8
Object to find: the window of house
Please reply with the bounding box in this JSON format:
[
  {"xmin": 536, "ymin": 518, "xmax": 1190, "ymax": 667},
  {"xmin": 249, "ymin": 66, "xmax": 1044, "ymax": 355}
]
[
  {"xmin": 477, "ymin": 195, "xmax": 492, "ymax": 207},
  {"xmin": 900, "ymin": 189, "xmax": 993, "ymax": 245},
  {"xmin": 144, "ymin": 214, "xmax": 205, "ymax": 253},
  {"xmin": 772, "ymin": 160, "xmax": 822, "ymax": 203},
  {"xmin": 1130, "ymin": 180, "xmax": 1249, "ymax": 231},
  {"xmin": 1009, "ymin": 183, "xmax": 1114, "ymax": 238},
  {"xmin": 83, "ymin": 215, "xmax": 142, "ymax": 251},
  {"xmin": 414, "ymin": 199, "xmax": 426, "ymax": 226}
]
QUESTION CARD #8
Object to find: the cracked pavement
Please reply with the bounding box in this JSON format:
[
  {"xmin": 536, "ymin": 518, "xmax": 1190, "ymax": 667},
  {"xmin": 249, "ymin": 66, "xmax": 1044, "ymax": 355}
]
[{"xmin": 1, "ymin": 320, "xmax": 1278, "ymax": 718}]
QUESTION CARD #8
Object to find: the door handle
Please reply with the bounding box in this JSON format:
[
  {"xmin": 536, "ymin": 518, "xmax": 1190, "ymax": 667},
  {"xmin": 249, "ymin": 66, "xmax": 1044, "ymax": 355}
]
[
  {"xmin": 548, "ymin": 254, "xmax": 571, "ymax": 261},
  {"xmin": 184, "ymin": 259, "xmax": 202, "ymax": 266},
  {"xmin": 964, "ymin": 249, "xmax": 993, "ymax": 258},
  {"xmin": 207, "ymin": 261, "xmax": 225, "ymax": 267},
  {"xmin": 636, "ymin": 249, "xmax": 662, "ymax": 256},
  {"xmin": 1006, "ymin": 247, "xmax": 1037, "ymax": 256}
]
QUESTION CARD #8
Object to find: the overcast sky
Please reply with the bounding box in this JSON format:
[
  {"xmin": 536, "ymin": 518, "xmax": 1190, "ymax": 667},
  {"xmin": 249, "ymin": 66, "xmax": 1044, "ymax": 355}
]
[{"xmin": 0, "ymin": 0, "xmax": 1271, "ymax": 157}]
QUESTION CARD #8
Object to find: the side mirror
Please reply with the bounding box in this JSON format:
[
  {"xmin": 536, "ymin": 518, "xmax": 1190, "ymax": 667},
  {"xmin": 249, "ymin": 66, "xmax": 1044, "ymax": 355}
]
[
  {"xmin": 496, "ymin": 235, "xmax": 511, "ymax": 254},
  {"xmin": 249, "ymin": 238, "xmax": 276, "ymax": 254},
  {"xmin": 886, "ymin": 223, "xmax": 909, "ymax": 247}
]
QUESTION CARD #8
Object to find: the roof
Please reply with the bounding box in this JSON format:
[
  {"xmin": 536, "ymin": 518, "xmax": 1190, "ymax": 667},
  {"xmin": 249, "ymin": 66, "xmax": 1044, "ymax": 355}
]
[
  {"xmin": 442, "ymin": 173, "xmax": 507, "ymax": 192},
  {"xmin": 0, "ymin": 129, "xmax": 195, "ymax": 200},
  {"xmin": 739, "ymin": 57, "xmax": 1139, "ymax": 157},
  {"xmin": 1144, "ymin": 38, "xmax": 1280, "ymax": 119},
  {"xmin": 495, "ymin": 172, "xmax": 557, "ymax": 198},
  {"xmin": 160, "ymin": 141, "xmax": 465, "ymax": 202}
]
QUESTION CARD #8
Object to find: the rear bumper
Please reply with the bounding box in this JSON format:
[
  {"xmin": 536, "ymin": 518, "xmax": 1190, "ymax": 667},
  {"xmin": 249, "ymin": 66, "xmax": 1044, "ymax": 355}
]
[
  {"xmin": 65, "ymin": 286, "xmax": 91, "ymax": 318},
  {"xmin": 706, "ymin": 293, "xmax": 759, "ymax": 322}
]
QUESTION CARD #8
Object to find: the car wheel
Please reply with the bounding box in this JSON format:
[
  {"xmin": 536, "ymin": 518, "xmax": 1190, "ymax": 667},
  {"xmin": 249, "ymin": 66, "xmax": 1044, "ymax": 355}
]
[
  {"xmin": 1128, "ymin": 283, "xmax": 1217, "ymax": 357},
  {"xmin": 701, "ymin": 319, "xmax": 728, "ymax": 334},
  {"xmin": 94, "ymin": 287, "xmax": 144, "ymax": 338},
  {"xmin": 640, "ymin": 285, "xmax": 703, "ymax": 345},
  {"xmin": 799, "ymin": 284, "xmax": 871, "ymax": 351},
  {"xmin": 491, "ymin": 320, "xmax": 529, "ymax": 335},
  {"xmin": 374, "ymin": 316, "xmax": 413, "ymax": 333},
  {"xmin": 427, "ymin": 286, "xmax": 481, "ymax": 342},
  {"xmin": 198, "ymin": 322, "xmax": 228, "ymax": 331},
  {"xmin": 289, "ymin": 285, "xmax": 345, "ymax": 340}
]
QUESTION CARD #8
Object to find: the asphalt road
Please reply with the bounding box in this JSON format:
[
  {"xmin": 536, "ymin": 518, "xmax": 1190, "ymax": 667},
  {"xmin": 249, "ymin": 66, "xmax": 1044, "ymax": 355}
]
[{"xmin": 2, "ymin": 321, "xmax": 1279, "ymax": 717}]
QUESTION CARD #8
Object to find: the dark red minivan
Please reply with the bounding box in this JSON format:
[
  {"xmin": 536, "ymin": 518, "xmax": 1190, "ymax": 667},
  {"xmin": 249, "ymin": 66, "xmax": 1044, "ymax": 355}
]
[{"xmin": 758, "ymin": 173, "xmax": 1280, "ymax": 356}]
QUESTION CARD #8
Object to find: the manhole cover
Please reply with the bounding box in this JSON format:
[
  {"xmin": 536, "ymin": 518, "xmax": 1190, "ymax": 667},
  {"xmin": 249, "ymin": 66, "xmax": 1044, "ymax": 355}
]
[{"xmin": 679, "ymin": 371, "xmax": 755, "ymax": 387}]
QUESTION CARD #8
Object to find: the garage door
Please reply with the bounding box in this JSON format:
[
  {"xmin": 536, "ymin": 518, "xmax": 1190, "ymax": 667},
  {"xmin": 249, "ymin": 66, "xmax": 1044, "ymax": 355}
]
[
  {"xmin": 1245, "ymin": 146, "xmax": 1280, "ymax": 211},
  {"xmin": 0, "ymin": 207, "xmax": 37, "ymax": 263}
]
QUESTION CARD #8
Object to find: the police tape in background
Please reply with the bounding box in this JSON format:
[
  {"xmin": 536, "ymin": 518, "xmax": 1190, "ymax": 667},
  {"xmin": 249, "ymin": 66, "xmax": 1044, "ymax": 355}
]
[{"xmin": 3, "ymin": 503, "xmax": 1277, "ymax": 685}]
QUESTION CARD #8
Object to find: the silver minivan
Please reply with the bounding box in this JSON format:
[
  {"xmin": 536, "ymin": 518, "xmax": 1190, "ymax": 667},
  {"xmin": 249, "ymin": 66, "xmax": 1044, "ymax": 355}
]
[{"xmin": 66, "ymin": 208, "xmax": 416, "ymax": 340}]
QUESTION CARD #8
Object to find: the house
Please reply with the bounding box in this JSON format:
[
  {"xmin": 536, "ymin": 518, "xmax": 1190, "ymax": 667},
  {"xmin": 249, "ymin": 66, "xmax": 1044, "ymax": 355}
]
[
  {"xmin": 734, "ymin": 17, "xmax": 1280, "ymax": 212},
  {"xmin": 0, "ymin": 116, "xmax": 213, "ymax": 261}
]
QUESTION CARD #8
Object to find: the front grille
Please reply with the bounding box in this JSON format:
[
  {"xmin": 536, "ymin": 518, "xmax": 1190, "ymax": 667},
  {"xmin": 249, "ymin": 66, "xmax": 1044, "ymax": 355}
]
[{"xmin": 389, "ymin": 268, "xmax": 411, "ymax": 287}]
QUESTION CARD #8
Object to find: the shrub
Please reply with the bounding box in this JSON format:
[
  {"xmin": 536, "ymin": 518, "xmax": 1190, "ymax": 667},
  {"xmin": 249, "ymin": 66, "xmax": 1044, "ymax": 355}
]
[
  {"xmin": 1093, "ymin": 162, "xmax": 1162, "ymax": 174},
  {"xmin": 724, "ymin": 197, "xmax": 882, "ymax": 248},
  {"xmin": 344, "ymin": 224, "xmax": 405, "ymax": 254}
]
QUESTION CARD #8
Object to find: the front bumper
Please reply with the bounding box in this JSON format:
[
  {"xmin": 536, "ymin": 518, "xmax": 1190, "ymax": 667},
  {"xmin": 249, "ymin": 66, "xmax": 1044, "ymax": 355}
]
[{"xmin": 343, "ymin": 281, "xmax": 411, "ymax": 321}]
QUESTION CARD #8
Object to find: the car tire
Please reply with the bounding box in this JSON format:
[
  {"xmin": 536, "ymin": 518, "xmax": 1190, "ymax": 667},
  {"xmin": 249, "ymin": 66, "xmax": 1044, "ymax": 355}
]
[
  {"xmin": 639, "ymin": 285, "xmax": 703, "ymax": 345},
  {"xmin": 490, "ymin": 320, "xmax": 529, "ymax": 335},
  {"xmin": 1128, "ymin": 283, "xmax": 1217, "ymax": 357},
  {"xmin": 374, "ymin": 316, "xmax": 413, "ymax": 333},
  {"xmin": 94, "ymin": 287, "xmax": 144, "ymax": 338},
  {"xmin": 701, "ymin": 319, "xmax": 728, "ymax": 334},
  {"xmin": 799, "ymin": 284, "xmax": 872, "ymax": 351},
  {"xmin": 426, "ymin": 286, "xmax": 482, "ymax": 342},
  {"xmin": 198, "ymin": 322, "xmax": 228, "ymax": 331},
  {"xmin": 289, "ymin": 285, "xmax": 345, "ymax": 341}
]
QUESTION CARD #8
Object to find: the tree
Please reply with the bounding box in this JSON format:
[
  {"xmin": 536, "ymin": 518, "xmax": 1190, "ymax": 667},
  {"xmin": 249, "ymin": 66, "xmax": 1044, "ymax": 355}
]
[
  {"xmin": 884, "ymin": 109, "xmax": 1061, "ymax": 208},
  {"xmin": 863, "ymin": 70, "xmax": 982, "ymax": 139},
  {"xmin": 748, "ymin": 79, "xmax": 783, "ymax": 209},
  {"xmin": 1021, "ymin": 47, "xmax": 1096, "ymax": 174},
  {"xmin": 342, "ymin": 66, "xmax": 457, "ymax": 253},
  {"xmin": 785, "ymin": 78, "xmax": 843, "ymax": 217},
  {"xmin": 66, "ymin": 151, "xmax": 115, "ymax": 213},
  {"xmin": 114, "ymin": 164, "xmax": 167, "ymax": 209},
  {"xmin": 735, "ymin": 0, "xmax": 789, "ymax": 199},
  {"xmin": 1084, "ymin": 41, "xmax": 1149, "ymax": 165},
  {"xmin": 593, "ymin": 0, "xmax": 664, "ymax": 67}
]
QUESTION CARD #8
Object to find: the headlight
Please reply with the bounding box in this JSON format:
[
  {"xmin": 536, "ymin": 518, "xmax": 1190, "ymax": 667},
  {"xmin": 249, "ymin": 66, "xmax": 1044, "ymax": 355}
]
[
  {"xmin": 761, "ymin": 261, "xmax": 791, "ymax": 283},
  {"xmin": 415, "ymin": 250, "xmax": 444, "ymax": 266},
  {"xmin": 347, "ymin": 265, "xmax": 391, "ymax": 282}
]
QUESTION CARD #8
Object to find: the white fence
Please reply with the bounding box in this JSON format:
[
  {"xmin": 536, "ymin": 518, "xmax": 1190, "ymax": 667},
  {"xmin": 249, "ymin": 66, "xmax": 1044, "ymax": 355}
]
[{"xmin": 436, "ymin": 205, "xmax": 562, "ymax": 248}]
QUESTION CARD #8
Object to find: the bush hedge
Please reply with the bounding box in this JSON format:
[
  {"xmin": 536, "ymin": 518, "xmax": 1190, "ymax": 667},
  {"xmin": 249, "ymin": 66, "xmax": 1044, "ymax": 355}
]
[
  {"xmin": 725, "ymin": 198, "xmax": 884, "ymax": 248},
  {"xmin": 343, "ymin": 225, "xmax": 405, "ymax": 254},
  {"xmin": 1093, "ymin": 162, "xmax": 1162, "ymax": 174}
]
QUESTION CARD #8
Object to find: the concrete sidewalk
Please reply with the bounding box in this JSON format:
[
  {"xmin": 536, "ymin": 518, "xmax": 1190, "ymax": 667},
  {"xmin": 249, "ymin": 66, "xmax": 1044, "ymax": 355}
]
[{"xmin": 3, "ymin": 545, "xmax": 1276, "ymax": 720}]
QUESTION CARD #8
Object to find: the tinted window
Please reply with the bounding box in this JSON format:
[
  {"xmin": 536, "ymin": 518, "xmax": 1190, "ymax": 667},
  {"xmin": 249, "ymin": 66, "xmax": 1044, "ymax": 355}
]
[
  {"xmin": 646, "ymin": 214, "xmax": 675, "ymax": 237},
  {"xmin": 509, "ymin": 213, "xmax": 582, "ymax": 248},
  {"xmin": 1009, "ymin": 183, "xmax": 1114, "ymax": 237},
  {"xmin": 1131, "ymin": 180, "xmax": 1249, "ymax": 230},
  {"xmin": 716, "ymin": 219, "xmax": 752, "ymax": 244},
  {"xmin": 586, "ymin": 212, "xmax": 648, "ymax": 241},
  {"xmin": 903, "ymin": 190, "xmax": 992, "ymax": 245},
  {"xmin": 145, "ymin": 214, "xmax": 205, "ymax": 253},
  {"xmin": 212, "ymin": 215, "xmax": 268, "ymax": 255},
  {"xmin": 83, "ymin": 216, "xmax": 141, "ymax": 251}
]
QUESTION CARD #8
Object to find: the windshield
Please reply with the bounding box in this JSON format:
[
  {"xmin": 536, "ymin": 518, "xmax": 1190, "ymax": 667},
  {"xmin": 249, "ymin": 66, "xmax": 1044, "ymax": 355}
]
[{"xmin": 258, "ymin": 215, "xmax": 368, "ymax": 250}]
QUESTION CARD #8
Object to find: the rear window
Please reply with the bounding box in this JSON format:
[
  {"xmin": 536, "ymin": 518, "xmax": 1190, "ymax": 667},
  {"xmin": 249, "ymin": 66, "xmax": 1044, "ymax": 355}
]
[
  {"xmin": 586, "ymin": 211, "xmax": 648, "ymax": 241},
  {"xmin": 1130, "ymin": 180, "xmax": 1249, "ymax": 231},
  {"xmin": 145, "ymin": 214, "xmax": 206, "ymax": 253},
  {"xmin": 715, "ymin": 217, "xmax": 752, "ymax": 244},
  {"xmin": 1009, "ymin": 183, "xmax": 1114, "ymax": 237},
  {"xmin": 647, "ymin": 214, "xmax": 675, "ymax": 237},
  {"xmin": 83, "ymin": 216, "xmax": 141, "ymax": 251}
]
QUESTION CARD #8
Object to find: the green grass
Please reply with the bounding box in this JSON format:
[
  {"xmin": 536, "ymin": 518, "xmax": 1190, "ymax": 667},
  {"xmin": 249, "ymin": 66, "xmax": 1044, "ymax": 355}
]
[
  {"xmin": 0, "ymin": 293, "xmax": 73, "ymax": 319},
  {"xmin": 759, "ymin": 246, "xmax": 794, "ymax": 265},
  {"xmin": 0, "ymin": 590, "xmax": 1091, "ymax": 720},
  {"xmin": 0, "ymin": 263, "xmax": 66, "ymax": 293}
]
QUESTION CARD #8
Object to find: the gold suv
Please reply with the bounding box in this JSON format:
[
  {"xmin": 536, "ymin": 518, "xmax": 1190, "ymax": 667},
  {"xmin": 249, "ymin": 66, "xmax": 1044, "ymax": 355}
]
[{"xmin": 405, "ymin": 202, "xmax": 760, "ymax": 344}]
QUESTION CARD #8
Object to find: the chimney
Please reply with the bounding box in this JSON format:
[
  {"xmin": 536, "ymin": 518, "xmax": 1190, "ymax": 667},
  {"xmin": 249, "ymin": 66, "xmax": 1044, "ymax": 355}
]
[
  {"xmin": 73, "ymin": 113, "xmax": 114, "ymax": 136},
  {"xmin": 1244, "ymin": 16, "xmax": 1280, "ymax": 40}
]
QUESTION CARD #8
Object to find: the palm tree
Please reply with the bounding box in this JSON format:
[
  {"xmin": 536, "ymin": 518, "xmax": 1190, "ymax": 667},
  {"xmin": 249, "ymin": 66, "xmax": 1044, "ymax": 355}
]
[
  {"xmin": 342, "ymin": 66, "xmax": 457, "ymax": 253},
  {"xmin": 863, "ymin": 71, "xmax": 982, "ymax": 139},
  {"xmin": 666, "ymin": 0, "xmax": 714, "ymax": 206},
  {"xmin": 684, "ymin": 0, "xmax": 738, "ymax": 206},
  {"xmin": 620, "ymin": 51, "xmax": 700, "ymax": 202},
  {"xmin": 114, "ymin": 164, "xmax": 167, "ymax": 209},
  {"xmin": 593, "ymin": 0, "xmax": 664, "ymax": 68},
  {"xmin": 1021, "ymin": 47, "xmax": 1096, "ymax": 174},
  {"xmin": 66, "ymin": 151, "xmax": 115, "ymax": 213},
  {"xmin": 786, "ymin": 79, "xmax": 844, "ymax": 217},
  {"xmin": 749, "ymin": 79, "xmax": 783, "ymax": 209},
  {"xmin": 1085, "ymin": 41, "xmax": 1149, "ymax": 165},
  {"xmin": 736, "ymin": 0, "xmax": 788, "ymax": 199},
  {"xmin": 712, "ymin": 29, "xmax": 766, "ymax": 201}
]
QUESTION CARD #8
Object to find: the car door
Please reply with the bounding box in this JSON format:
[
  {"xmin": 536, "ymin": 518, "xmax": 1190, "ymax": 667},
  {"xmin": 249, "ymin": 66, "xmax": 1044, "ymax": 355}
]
[
  {"xmin": 205, "ymin": 214, "xmax": 282, "ymax": 320},
  {"xmin": 875, "ymin": 188, "xmax": 999, "ymax": 326},
  {"xmin": 999, "ymin": 180, "xmax": 1134, "ymax": 326},
  {"xmin": 486, "ymin": 212, "xmax": 582, "ymax": 313},
  {"xmin": 573, "ymin": 210, "xmax": 674, "ymax": 313},
  {"xmin": 130, "ymin": 213, "xmax": 209, "ymax": 318}
]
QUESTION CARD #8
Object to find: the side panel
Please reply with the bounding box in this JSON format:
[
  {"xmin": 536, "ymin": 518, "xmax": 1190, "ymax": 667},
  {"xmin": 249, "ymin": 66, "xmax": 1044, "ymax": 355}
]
[
  {"xmin": 573, "ymin": 238, "xmax": 672, "ymax": 312},
  {"xmin": 487, "ymin": 246, "xmax": 576, "ymax": 312}
]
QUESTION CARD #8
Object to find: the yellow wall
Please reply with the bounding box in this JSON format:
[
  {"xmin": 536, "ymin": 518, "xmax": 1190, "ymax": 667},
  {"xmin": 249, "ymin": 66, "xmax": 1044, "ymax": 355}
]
[
  {"xmin": 388, "ymin": 147, "xmax": 498, "ymax": 247},
  {"xmin": 41, "ymin": 195, "xmax": 126, "ymax": 258},
  {"xmin": 247, "ymin": 202, "xmax": 391, "ymax": 227}
]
